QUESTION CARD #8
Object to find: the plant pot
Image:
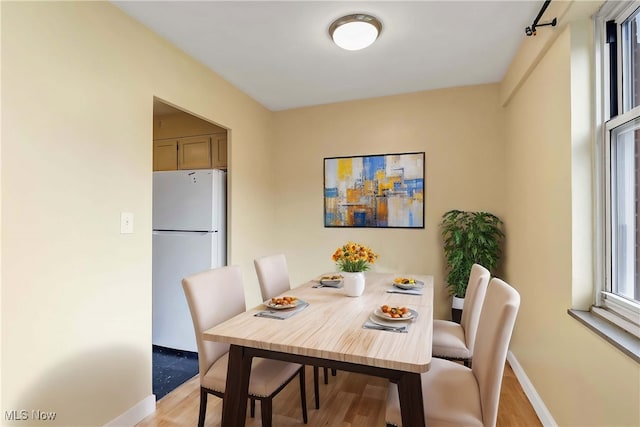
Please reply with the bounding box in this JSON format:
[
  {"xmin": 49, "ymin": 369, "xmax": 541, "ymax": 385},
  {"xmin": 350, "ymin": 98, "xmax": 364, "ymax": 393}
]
[
  {"xmin": 451, "ymin": 296, "xmax": 464, "ymax": 323},
  {"xmin": 342, "ymin": 272, "xmax": 365, "ymax": 297}
]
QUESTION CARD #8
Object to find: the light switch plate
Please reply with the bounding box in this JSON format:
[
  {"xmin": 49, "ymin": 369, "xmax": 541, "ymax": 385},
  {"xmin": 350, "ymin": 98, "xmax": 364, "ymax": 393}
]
[{"xmin": 120, "ymin": 212, "xmax": 134, "ymax": 234}]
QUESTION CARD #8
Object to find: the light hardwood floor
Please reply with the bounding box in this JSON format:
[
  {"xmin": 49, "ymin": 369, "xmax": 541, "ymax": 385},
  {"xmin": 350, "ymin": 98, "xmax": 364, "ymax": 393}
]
[{"xmin": 137, "ymin": 363, "xmax": 542, "ymax": 426}]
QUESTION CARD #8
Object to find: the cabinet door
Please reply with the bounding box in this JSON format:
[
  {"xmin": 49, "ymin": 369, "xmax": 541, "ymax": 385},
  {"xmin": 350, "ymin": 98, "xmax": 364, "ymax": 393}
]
[
  {"xmin": 178, "ymin": 135, "xmax": 212, "ymax": 170},
  {"xmin": 153, "ymin": 139, "xmax": 178, "ymax": 171},
  {"xmin": 212, "ymin": 133, "xmax": 228, "ymax": 169}
]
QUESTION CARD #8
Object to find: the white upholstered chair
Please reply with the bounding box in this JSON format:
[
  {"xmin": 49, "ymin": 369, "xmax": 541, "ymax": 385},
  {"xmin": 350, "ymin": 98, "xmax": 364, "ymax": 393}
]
[
  {"xmin": 182, "ymin": 265, "xmax": 308, "ymax": 427},
  {"xmin": 254, "ymin": 253, "xmax": 291, "ymax": 301},
  {"xmin": 254, "ymin": 254, "xmax": 325, "ymax": 409},
  {"xmin": 432, "ymin": 263, "xmax": 490, "ymax": 367},
  {"xmin": 386, "ymin": 277, "xmax": 520, "ymax": 427}
]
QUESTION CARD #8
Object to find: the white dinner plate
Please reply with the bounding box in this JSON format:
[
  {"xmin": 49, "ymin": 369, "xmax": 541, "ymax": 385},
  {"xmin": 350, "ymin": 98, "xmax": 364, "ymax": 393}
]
[
  {"xmin": 320, "ymin": 279, "xmax": 343, "ymax": 287},
  {"xmin": 264, "ymin": 299, "xmax": 299, "ymax": 310},
  {"xmin": 368, "ymin": 314, "xmax": 411, "ymax": 328},
  {"xmin": 392, "ymin": 279, "xmax": 424, "ymax": 290},
  {"xmin": 373, "ymin": 307, "xmax": 418, "ymax": 321},
  {"xmin": 318, "ymin": 274, "xmax": 343, "ymax": 285}
]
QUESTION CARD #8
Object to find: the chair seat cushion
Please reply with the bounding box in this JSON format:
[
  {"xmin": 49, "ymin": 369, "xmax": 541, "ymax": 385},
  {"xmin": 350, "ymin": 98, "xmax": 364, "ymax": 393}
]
[
  {"xmin": 202, "ymin": 352, "xmax": 302, "ymax": 397},
  {"xmin": 386, "ymin": 358, "xmax": 483, "ymax": 427},
  {"xmin": 431, "ymin": 319, "xmax": 471, "ymax": 360}
]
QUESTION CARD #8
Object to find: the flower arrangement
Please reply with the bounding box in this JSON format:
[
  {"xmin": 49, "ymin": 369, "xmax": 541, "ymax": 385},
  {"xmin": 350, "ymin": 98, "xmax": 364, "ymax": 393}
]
[{"xmin": 332, "ymin": 241, "xmax": 378, "ymax": 272}]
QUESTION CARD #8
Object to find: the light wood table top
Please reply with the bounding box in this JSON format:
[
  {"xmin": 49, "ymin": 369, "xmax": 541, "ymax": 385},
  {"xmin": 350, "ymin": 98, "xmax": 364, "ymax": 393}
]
[
  {"xmin": 204, "ymin": 272, "xmax": 433, "ymax": 373},
  {"xmin": 204, "ymin": 271, "xmax": 433, "ymax": 427}
]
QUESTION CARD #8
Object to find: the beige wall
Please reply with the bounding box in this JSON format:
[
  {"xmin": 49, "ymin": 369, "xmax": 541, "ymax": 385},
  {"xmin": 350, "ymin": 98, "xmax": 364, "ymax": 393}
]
[
  {"xmin": 273, "ymin": 85, "xmax": 507, "ymax": 318},
  {"xmin": 3, "ymin": 1, "xmax": 638, "ymax": 426},
  {"xmin": 1, "ymin": 2, "xmax": 274, "ymax": 425},
  {"xmin": 503, "ymin": 20, "xmax": 639, "ymax": 427}
]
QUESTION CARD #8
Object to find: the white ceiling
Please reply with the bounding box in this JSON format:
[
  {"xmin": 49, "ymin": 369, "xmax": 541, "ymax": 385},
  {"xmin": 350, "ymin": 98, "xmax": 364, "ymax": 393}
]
[{"xmin": 114, "ymin": 1, "xmax": 545, "ymax": 111}]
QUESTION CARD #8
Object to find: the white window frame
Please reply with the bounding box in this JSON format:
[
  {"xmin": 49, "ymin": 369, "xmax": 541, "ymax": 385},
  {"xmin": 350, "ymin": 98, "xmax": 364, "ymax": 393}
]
[{"xmin": 594, "ymin": 0, "xmax": 640, "ymax": 338}]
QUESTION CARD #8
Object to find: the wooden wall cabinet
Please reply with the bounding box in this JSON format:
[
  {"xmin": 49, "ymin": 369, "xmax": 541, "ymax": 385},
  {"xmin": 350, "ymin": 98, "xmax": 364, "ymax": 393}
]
[
  {"xmin": 153, "ymin": 133, "xmax": 227, "ymax": 171},
  {"xmin": 153, "ymin": 139, "xmax": 178, "ymax": 171},
  {"xmin": 212, "ymin": 133, "xmax": 227, "ymax": 169},
  {"xmin": 178, "ymin": 135, "xmax": 212, "ymax": 169}
]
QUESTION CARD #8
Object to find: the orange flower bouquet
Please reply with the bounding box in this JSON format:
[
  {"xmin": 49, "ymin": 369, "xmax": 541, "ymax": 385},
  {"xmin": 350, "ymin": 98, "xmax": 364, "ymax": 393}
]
[{"xmin": 332, "ymin": 242, "xmax": 378, "ymax": 272}]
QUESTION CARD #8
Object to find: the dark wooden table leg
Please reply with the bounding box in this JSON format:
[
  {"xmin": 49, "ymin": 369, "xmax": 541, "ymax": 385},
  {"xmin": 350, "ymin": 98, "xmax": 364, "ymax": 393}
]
[
  {"xmin": 313, "ymin": 366, "xmax": 320, "ymax": 409},
  {"xmin": 397, "ymin": 372, "xmax": 425, "ymax": 427},
  {"xmin": 221, "ymin": 345, "xmax": 252, "ymax": 427}
]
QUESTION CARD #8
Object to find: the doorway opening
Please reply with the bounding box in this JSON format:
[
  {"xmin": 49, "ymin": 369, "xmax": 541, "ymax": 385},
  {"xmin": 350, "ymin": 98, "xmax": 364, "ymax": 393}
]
[{"xmin": 151, "ymin": 98, "xmax": 229, "ymax": 400}]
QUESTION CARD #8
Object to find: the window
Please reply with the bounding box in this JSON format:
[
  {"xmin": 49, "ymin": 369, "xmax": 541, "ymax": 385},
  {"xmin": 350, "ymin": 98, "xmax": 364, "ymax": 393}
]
[
  {"xmin": 620, "ymin": 10, "xmax": 640, "ymax": 112},
  {"xmin": 596, "ymin": 1, "xmax": 640, "ymax": 338}
]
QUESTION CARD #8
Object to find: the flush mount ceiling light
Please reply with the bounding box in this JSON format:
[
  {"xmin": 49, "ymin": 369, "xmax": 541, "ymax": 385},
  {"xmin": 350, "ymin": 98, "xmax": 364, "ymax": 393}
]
[{"xmin": 329, "ymin": 14, "xmax": 382, "ymax": 51}]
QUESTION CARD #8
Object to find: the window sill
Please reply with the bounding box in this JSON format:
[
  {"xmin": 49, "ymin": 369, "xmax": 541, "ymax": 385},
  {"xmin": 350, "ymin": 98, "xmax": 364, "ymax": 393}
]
[{"xmin": 568, "ymin": 309, "xmax": 640, "ymax": 363}]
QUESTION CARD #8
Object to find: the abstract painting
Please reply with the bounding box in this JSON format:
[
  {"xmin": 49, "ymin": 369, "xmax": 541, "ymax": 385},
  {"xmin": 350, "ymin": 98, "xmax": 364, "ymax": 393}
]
[{"xmin": 324, "ymin": 152, "xmax": 425, "ymax": 228}]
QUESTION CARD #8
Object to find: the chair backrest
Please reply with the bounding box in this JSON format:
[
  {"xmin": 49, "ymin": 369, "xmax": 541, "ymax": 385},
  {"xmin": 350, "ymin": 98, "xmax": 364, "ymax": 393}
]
[
  {"xmin": 471, "ymin": 278, "xmax": 520, "ymax": 427},
  {"xmin": 460, "ymin": 263, "xmax": 491, "ymax": 352},
  {"xmin": 182, "ymin": 266, "xmax": 246, "ymax": 381},
  {"xmin": 254, "ymin": 254, "xmax": 291, "ymax": 300}
]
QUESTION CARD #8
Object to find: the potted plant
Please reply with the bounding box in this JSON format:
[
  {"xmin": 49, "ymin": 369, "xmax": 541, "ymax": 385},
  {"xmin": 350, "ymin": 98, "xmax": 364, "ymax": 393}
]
[{"xmin": 440, "ymin": 210, "xmax": 504, "ymax": 322}]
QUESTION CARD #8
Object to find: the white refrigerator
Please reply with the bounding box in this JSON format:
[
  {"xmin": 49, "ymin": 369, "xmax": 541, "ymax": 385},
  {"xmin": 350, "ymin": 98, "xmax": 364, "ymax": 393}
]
[{"xmin": 152, "ymin": 169, "xmax": 226, "ymax": 351}]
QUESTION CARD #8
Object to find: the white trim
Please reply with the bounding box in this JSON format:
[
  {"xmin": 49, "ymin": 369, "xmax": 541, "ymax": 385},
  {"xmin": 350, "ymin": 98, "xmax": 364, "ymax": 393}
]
[
  {"xmin": 104, "ymin": 395, "xmax": 156, "ymax": 427},
  {"xmin": 593, "ymin": 8, "xmax": 607, "ymax": 306},
  {"xmin": 593, "ymin": 304, "xmax": 640, "ymax": 337},
  {"xmin": 602, "ymin": 291, "xmax": 640, "ymax": 321},
  {"xmin": 613, "ymin": 1, "xmax": 640, "ymax": 25},
  {"xmin": 506, "ymin": 352, "xmax": 557, "ymax": 427}
]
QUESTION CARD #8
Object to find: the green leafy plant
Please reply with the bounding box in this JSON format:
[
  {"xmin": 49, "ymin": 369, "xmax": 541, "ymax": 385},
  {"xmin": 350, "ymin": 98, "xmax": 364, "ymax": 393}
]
[{"xmin": 441, "ymin": 210, "xmax": 504, "ymax": 298}]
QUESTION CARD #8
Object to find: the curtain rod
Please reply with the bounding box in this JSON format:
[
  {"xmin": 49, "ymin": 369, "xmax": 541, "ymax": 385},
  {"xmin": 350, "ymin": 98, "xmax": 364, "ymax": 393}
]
[{"xmin": 525, "ymin": 0, "xmax": 557, "ymax": 36}]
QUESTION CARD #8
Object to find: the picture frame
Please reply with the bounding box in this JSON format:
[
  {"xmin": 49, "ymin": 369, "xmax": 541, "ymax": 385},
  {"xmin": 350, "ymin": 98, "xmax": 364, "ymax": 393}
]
[{"xmin": 324, "ymin": 152, "xmax": 425, "ymax": 228}]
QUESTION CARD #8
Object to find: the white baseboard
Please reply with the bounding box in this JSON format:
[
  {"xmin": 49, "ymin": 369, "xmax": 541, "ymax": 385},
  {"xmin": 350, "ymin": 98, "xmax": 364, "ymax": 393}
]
[
  {"xmin": 104, "ymin": 395, "xmax": 156, "ymax": 427},
  {"xmin": 507, "ymin": 352, "xmax": 557, "ymax": 427}
]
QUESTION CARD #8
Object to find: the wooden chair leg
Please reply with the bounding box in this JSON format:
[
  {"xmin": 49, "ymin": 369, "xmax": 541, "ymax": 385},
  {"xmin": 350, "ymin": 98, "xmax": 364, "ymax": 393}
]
[
  {"xmin": 261, "ymin": 398, "xmax": 273, "ymax": 427},
  {"xmin": 313, "ymin": 366, "xmax": 320, "ymax": 409},
  {"xmin": 250, "ymin": 398, "xmax": 256, "ymax": 417},
  {"xmin": 299, "ymin": 367, "xmax": 308, "ymax": 423},
  {"xmin": 198, "ymin": 388, "xmax": 208, "ymax": 427}
]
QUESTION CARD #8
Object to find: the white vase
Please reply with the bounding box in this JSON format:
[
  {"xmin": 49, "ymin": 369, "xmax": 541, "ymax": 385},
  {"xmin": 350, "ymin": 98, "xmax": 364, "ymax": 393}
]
[{"xmin": 342, "ymin": 272, "xmax": 365, "ymax": 297}]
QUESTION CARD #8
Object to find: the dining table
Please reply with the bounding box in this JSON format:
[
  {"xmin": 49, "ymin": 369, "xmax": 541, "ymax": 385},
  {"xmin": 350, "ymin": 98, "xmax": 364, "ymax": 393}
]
[{"xmin": 203, "ymin": 271, "xmax": 433, "ymax": 427}]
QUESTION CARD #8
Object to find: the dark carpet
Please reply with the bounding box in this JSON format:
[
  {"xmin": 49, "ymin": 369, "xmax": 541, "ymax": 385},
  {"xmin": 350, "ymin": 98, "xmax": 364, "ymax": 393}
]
[{"xmin": 153, "ymin": 345, "xmax": 199, "ymax": 400}]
